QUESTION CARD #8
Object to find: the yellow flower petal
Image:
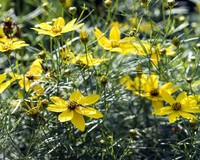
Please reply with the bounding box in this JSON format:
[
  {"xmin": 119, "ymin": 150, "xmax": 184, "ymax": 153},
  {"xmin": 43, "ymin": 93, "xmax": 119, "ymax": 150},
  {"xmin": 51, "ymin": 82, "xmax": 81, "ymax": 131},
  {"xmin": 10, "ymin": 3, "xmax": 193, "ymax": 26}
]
[
  {"xmin": 50, "ymin": 96, "xmax": 67, "ymax": 106},
  {"xmin": 47, "ymin": 104, "xmax": 67, "ymax": 112},
  {"xmin": 93, "ymin": 27, "xmax": 111, "ymax": 48},
  {"xmin": 169, "ymin": 112, "xmax": 179, "ymax": 123},
  {"xmin": 176, "ymin": 92, "xmax": 187, "ymax": 102},
  {"xmin": 78, "ymin": 94, "xmax": 100, "ymax": 105},
  {"xmin": 75, "ymin": 106, "xmax": 103, "ymax": 118},
  {"xmin": 71, "ymin": 111, "xmax": 85, "ymax": 131},
  {"xmin": 70, "ymin": 90, "xmax": 83, "ymax": 102},
  {"xmin": 54, "ymin": 17, "xmax": 65, "ymax": 28},
  {"xmin": 38, "ymin": 23, "xmax": 52, "ymax": 30},
  {"xmin": 160, "ymin": 91, "xmax": 175, "ymax": 105},
  {"xmin": 109, "ymin": 26, "xmax": 120, "ymax": 41},
  {"xmin": 0, "ymin": 73, "xmax": 6, "ymax": 83},
  {"xmin": 152, "ymin": 101, "xmax": 163, "ymax": 111},
  {"xmin": 179, "ymin": 110, "xmax": 196, "ymax": 120},
  {"xmin": 58, "ymin": 110, "xmax": 74, "ymax": 122}
]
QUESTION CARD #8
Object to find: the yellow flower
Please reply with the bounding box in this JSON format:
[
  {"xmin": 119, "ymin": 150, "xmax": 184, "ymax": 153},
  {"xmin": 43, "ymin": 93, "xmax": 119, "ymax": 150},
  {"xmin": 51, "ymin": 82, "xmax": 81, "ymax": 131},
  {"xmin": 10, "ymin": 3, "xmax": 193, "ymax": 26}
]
[
  {"xmin": 0, "ymin": 39, "xmax": 29, "ymax": 54},
  {"xmin": 9, "ymin": 58, "xmax": 44, "ymax": 92},
  {"xmin": 153, "ymin": 92, "xmax": 200, "ymax": 123},
  {"xmin": 23, "ymin": 99, "xmax": 42, "ymax": 115},
  {"xmin": 47, "ymin": 90, "xmax": 103, "ymax": 131},
  {"xmin": 137, "ymin": 74, "xmax": 179, "ymax": 111},
  {"xmin": 0, "ymin": 73, "xmax": 16, "ymax": 93},
  {"xmin": 32, "ymin": 17, "xmax": 84, "ymax": 37},
  {"xmin": 135, "ymin": 41, "xmax": 175, "ymax": 66},
  {"xmin": 120, "ymin": 74, "xmax": 147, "ymax": 93},
  {"xmin": 93, "ymin": 26, "xmax": 136, "ymax": 54},
  {"xmin": 71, "ymin": 53, "xmax": 108, "ymax": 66}
]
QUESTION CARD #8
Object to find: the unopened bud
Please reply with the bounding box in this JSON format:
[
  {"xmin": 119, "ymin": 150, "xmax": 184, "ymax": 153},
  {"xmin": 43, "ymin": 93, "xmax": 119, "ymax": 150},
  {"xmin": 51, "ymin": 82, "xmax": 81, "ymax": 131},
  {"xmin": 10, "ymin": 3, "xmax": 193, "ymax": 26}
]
[
  {"xmin": 69, "ymin": 7, "xmax": 77, "ymax": 15},
  {"xmin": 38, "ymin": 51, "xmax": 46, "ymax": 59},
  {"xmin": 104, "ymin": 0, "xmax": 112, "ymax": 8},
  {"xmin": 196, "ymin": 43, "xmax": 200, "ymax": 50},
  {"xmin": 168, "ymin": 0, "xmax": 175, "ymax": 8},
  {"xmin": 172, "ymin": 36, "xmax": 180, "ymax": 47},
  {"xmin": 80, "ymin": 30, "xmax": 88, "ymax": 45},
  {"xmin": 129, "ymin": 129, "xmax": 137, "ymax": 137},
  {"xmin": 186, "ymin": 77, "xmax": 193, "ymax": 83},
  {"xmin": 100, "ymin": 75, "xmax": 108, "ymax": 85}
]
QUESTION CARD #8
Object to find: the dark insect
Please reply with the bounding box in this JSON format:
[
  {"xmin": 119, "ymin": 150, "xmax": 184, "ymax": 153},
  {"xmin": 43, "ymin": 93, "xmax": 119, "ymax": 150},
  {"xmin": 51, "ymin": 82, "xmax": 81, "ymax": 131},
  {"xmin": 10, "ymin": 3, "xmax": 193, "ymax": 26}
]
[{"xmin": 3, "ymin": 17, "xmax": 20, "ymax": 38}]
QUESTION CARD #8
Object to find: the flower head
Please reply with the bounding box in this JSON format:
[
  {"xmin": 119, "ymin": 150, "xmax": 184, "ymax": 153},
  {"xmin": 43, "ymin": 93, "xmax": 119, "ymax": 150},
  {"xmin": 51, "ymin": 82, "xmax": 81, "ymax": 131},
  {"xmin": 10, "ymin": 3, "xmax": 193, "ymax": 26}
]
[
  {"xmin": 32, "ymin": 17, "xmax": 84, "ymax": 37},
  {"xmin": 93, "ymin": 26, "xmax": 136, "ymax": 54},
  {"xmin": 0, "ymin": 39, "xmax": 29, "ymax": 55},
  {"xmin": 153, "ymin": 92, "xmax": 200, "ymax": 123},
  {"xmin": 47, "ymin": 90, "xmax": 103, "ymax": 131},
  {"xmin": 0, "ymin": 73, "xmax": 16, "ymax": 93}
]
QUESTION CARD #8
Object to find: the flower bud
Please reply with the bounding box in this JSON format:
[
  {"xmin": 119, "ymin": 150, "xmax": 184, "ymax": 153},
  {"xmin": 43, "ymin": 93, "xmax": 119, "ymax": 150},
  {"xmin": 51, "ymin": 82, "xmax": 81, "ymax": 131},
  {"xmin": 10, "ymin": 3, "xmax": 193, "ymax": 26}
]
[
  {"xmin": 79, "ymin": 30, "xmax": 88, "ymax": 45},
  {"xmin": 196, "ymin": 43, "xmax": 200, "ymax": 50},
  {"xmin": 38, "ymin": 51, "xmax": 46, "ymax": 59},
  {"xmin": 172, "ymin": 36, "xmax": 180, "ymax": 47},
  {"xmin": 100, "ymin": 75, "xmax": 108, "ymax": 85},
  {"xmin": 129, "ymin": 129, "xmax": 137, "ymax": 137},
  {"xmin": 168, "ymin": 0, "xmax": 175, "ymax": 8},
  {"xmin": 69, "ymin": 7, "xmax": 77, "ymax": 15},
  {"xmin": 186, "ymin": 77, "xmax": 193, "ymax": 83},
  {"xmin": 100, "ymin": 139, "xmax": 105, "ymax": 144},
  {"xmin": 104, "ymin": 0, "xmax": 112, "ymax": 8}
]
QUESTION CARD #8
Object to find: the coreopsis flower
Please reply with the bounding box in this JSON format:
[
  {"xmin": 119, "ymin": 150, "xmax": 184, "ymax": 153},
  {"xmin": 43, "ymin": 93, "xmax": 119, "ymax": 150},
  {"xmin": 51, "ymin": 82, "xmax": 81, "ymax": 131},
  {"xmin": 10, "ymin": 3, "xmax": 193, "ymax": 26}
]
[
  {"xmin": 120, "ymin": 74, "xmax": 147, "ymax": 93},
  {"xmin": 32, "ymin": 17, "xmax": 84, "ymax": 37},
  {"xmin": 93, "ymin": 25, "xmax": 136, "ymax": 54},
  {"xmin": 47, "ymin": 90, "xmax": 103, "ymax": 131},
  {"xmin": 72, "ymin": 53, "xmax": 108, "ymax": 66},
  {"xmin": 9, "ymin": 58, "xmax": 44, "ymax": 92},
  {"xmin": 153, "ymin": 91, "xmax": 200, "ymax": 123},
  {"xmin": 23, "ymin": 99, "xmax": 42, "ymax": 115},
  {"xmin": 138, "ymin": 74, "xmax": 179, "ymax": 110},
  {"xmin": 0, "ymin": 73, "xmax": 16, "ymax": 93},
  {"xmin": 0, "ymin": 39, "xmax": 29, "ymax": 55},
  {"xmin": 135, "ymin": 41, "xmax": 175, "ymax": 66}
]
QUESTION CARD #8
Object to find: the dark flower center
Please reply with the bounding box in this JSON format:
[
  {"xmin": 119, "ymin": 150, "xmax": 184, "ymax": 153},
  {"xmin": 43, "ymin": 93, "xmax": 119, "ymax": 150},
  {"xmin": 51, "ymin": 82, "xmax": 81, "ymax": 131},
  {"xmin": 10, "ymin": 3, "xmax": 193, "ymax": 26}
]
[
  {"xmin": 150, "ymin": 89, "xmax": 159, "ymax": 96},
  {"xmin": 68, "ymin": 101, "xmax": 82, "ymax": 110},
  {"xmin": 172, "ymin": 102, "xmax": 181, "ymax": 111}
]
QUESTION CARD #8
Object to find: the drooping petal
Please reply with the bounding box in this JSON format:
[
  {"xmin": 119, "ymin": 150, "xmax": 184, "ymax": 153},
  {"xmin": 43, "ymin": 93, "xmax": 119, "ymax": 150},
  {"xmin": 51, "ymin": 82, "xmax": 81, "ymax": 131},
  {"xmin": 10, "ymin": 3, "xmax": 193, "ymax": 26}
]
[
  {"xmin": 179, "ymin": 110, "xmax": 196, "ymax": 120},
  {"xmin": 70, "ymin": 90, "xmax": 83, "ymax": 102},
  {"xmin": 47, "ymin": 104, "xmax": 67, "ymax": 112},
  {"xmin": 176, "ymin": 92, "xmax": 187, "ymax": 102},
  {"xmin": 58, "ymin": 110, "xmax": 74, "ymax": 122},
  {"xmin": 160, "ymin": 91, "xmax": 175, "ymax": 105},
  {"xmin": 75, "ymin": 106, "xmax": 103, "ymax": 118},
  {"xmin": 78, "ymin": 94, "xmax": 100, "ymax": 105},
  {"xmin": 169, "ymin": 112, "xmax": 179, "ymax": 123},
  {"xmin": 50, "ymin": 96, "xmax": 67, "ymax": 106},
  {"xmin": 109, "ymin": 26, "xmax": 120, "ymax": 41},
  {"xmin": 71, "ymin": 111, "xmax": 85, "ymax": 131}
]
